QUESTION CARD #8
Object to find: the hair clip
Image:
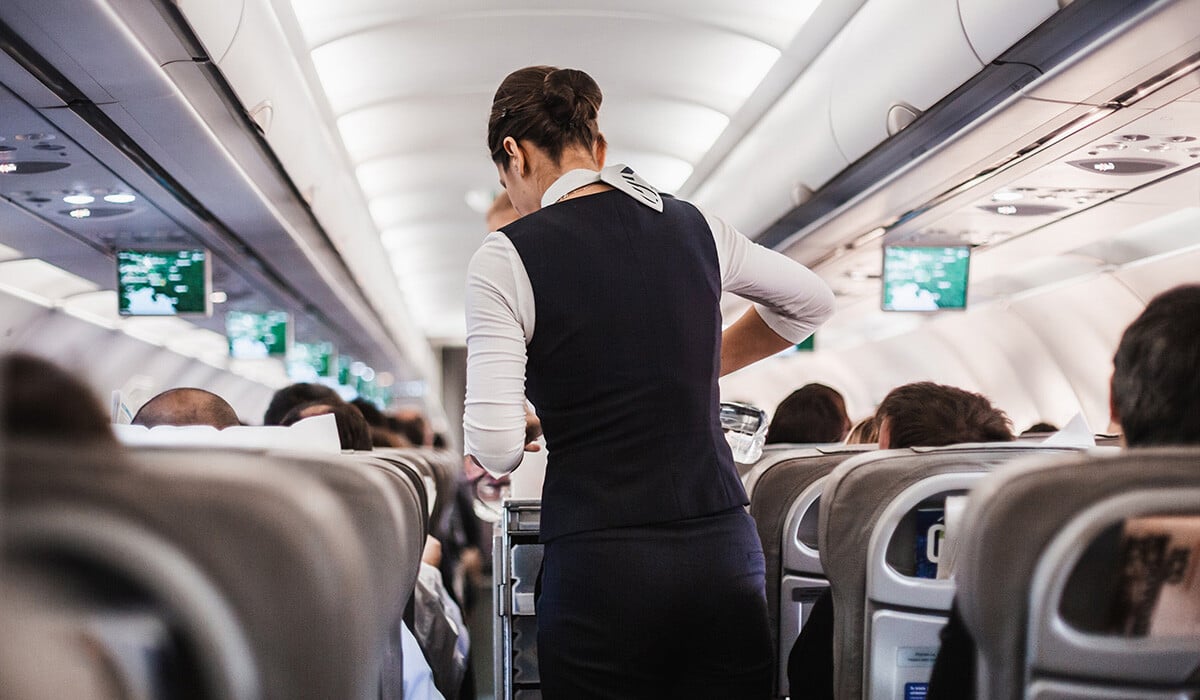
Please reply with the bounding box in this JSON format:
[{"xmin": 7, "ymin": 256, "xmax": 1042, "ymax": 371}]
[{"xmin": 500, "ymin": 108, "xmax": 509, "ymax": 118}]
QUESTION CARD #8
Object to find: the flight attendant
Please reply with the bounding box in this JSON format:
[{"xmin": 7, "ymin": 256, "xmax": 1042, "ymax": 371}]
[{"xmin": 464, "ymin": 65, "xmax": 835, "ymax": 698}]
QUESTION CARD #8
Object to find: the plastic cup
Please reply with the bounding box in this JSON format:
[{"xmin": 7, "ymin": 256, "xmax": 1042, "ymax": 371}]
[{"xmin": 720, "ymin": 401, "xmax": 768, "ymax": 464}]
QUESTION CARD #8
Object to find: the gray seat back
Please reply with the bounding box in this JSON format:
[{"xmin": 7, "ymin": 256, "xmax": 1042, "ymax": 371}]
[
  {"xmin": 955, "ymin": 448, "xmax": 1200, "ymax": 700},
  {"xmin": 3, "ymin": 507, "xmax": 255, "ymax": 700},
  {"xmin": 819, "ymin": 444, "xmax": 1080, "ymax": 700},
  {"xmin": 746, "ymin": 445, "xmax": 873, "ymax": 696},
  {"xmin": 4, "ymin": 441, "xmax": 377, "ymax": 700},
  {"xmin": 378, "ymin": 448, "xmax": 459, "ymax": 528}
]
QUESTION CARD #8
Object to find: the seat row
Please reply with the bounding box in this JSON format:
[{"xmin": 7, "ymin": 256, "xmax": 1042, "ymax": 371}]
[
  {"xmin": 746, "ymin": 441, "xmax": 1200, "ymax": 699},
  {"xmin": 0, "ymin": 441, "xmax": 460, "ymax": 700}
]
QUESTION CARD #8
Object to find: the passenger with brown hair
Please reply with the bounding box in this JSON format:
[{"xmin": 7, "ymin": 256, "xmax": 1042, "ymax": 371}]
[
  {"xmin": 928, "ymin": 283, "xmax": 1200, "ymax": 700},
  {"xmin": 132, "ymin": 387, "xmax": 240, "ymax": 429},
  {"xmin": 789, "ymin": 381, "xmax": 1013, "ymax": 700},
  {"xmin": 465, "ymin": 65, "xmax": 833, "ymax": 697},
  {"xmin": 262, "ymin": 382, "xmax": 344, "ymax": 426},
  {"xmin": 765, "ymin": 383, "xmax": 851, "ymax": 444},
  {"xmin": 875, "ymin": 381, "xmax": 1013, "ymax": 449},
  {"xmin": 280, "ymin": 401, "xmax": 373, "ymax": 451},
  {"xmin": 1, "ymin": 353, "xmax": 115, "ymax": 444}
]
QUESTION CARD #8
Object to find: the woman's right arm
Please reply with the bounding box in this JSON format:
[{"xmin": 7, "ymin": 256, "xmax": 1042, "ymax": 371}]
[{"xmin": 705, "ymin": 211, "xmax": 836, "ymax": 376}]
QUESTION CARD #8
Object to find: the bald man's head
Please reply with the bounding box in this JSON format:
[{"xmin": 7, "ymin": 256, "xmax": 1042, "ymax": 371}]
[{"xmin": 132, "ymin": 388, "xmax": 240, "ymax": 429}]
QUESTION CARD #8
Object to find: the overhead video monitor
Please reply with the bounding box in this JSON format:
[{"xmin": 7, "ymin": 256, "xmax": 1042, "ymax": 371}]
[
  {"xmin": 226, "ymin": 311, "xmax": 291, "ymax": 359},
  {"xmin": 288, "ymin": 341, "xmax": 337, "ymax": 381},
  {"xmin": 882, "ymin": 245, "xmax": 970, "ymax": 311},
  {"xmin": 117, "ymin": 249, "xmax": 211, "ymax": 316}
]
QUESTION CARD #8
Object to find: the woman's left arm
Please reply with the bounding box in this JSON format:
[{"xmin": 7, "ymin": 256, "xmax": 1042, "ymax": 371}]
[
  {"xmin": 703, "ymin": 210, "xmax": 836, "ymax": 376},
  {"xmin": 463, "ymin": 233, "xmax": 536, "ymax": 474}
]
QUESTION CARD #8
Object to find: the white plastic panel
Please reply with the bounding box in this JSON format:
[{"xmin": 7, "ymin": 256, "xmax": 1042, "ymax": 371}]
[
  {"xmin": 176, "ymin": 0, "xmax": 245, "ymax": 63},
  {"xmin": 1115, "ymin": 246, "xmax": 1200, "ymax": 303},
  {"xmin": 0, "ymin": 259, "xmax": 99, "ymax": 300},
  {"xmin": 828, "ymin": 0, "xmax": 984, "ymax": 163},
  {"xmin": 868, "ymin": 610, "xmax": 945, "ymax": 700},
  {"xmin": 1009, "ymin": 274, "xmax": 1145, "ymax": 432},
  {"xmin": 692, "ymin": 60, "xmax": 846, "ymax": 237},
  {"xmin": 780, "ymin": 575, "xmax": 829, "ymax": 697},
  {"xmin": 958, "ymin": 0, "xmax": 1060, "ymax": 63}
]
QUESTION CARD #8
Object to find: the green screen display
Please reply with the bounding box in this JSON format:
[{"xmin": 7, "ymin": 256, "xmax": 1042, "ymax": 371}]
[
  {"xmin": 882, "ymin": 246, "xmax": 970, "ymax": 311},
  {"xmin": 226, "ymin": 311, "xmax": 290, "ymax": 358},
  {"xmin": 117, "ymin": 249, "xmax": 210, "ymax": 316},
  {"xmin": 289, "ymin": 342, "xmax": 336, "ymax": 379}
]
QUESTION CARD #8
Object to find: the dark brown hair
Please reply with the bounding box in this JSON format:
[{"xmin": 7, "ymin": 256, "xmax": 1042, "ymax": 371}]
[
  {"xmin": 1112, "ymin": 284, "xmax": 1200, "ymax": 446},
  {"xmin": 281, "ymin": 401, "xmax": 373, "ymax": 452},
  {"xmin": 765, "ymin": 383, "xmax": 851, "ymax": 444},
  {"xmin": 877, "ymin": 381, "xmax": 1013, "ymax": 448},
  {"xmin": 2, "ymin": 353, "xmax": 115, "ymax": 444},
  {"xmin": 488, "ymin": 66, "xmax": 604, "ymax": 168}
]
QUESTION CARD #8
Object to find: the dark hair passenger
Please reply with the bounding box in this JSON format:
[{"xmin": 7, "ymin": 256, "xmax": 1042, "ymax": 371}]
[
  {"xmin": 766, "ymin": 383, "xmax": 851, "ymax": 444},
  {"xmin": 263, "ymin": 382, "xmax": 344, "ymax": 426},
  {"xmin": 1, "ymin": 353, "xmax": 115, "ymax": 444},
  {"xmin": 876, "ymin": 381, "xmax": 1013, "ymax": 449},
  {"xmin": 281, "ymin": 401, "xmax": 372, "ymax": 451},
  {"xmin": 1110, "ymin": 283, "xmax": 1200, "ymax": 446}
]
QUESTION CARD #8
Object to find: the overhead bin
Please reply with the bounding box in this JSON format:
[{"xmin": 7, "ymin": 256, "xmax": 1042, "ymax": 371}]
[
  {"xmin": 828, "ymin": 0, "xmax": 986, "ymax": 163},
  {"xmin": 692, "ymin": 63, "xmax": 845, "ymax": 236},
  {"xmin": 175, "ymin": 0, "xmax": 245, "ymax": 64},
  {"xmin": 959, "ymin": 0, "xmax": 1061, "ymax": 64}
]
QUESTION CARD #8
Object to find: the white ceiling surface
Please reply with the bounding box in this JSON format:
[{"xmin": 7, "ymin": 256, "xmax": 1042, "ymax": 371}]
[{"xmin": 287, "ymin": 0, "xmax": 822, "ymax": 342}]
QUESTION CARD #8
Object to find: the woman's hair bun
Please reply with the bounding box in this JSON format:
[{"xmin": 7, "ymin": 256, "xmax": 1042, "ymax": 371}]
[{"xmin": 542, "ymin": 68, "xmax": 601, "ymax": 128}]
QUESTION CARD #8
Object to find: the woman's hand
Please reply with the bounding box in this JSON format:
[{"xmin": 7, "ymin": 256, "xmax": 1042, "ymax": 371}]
[{"xmin": 524, "ymin": 407, "xmax": 543, "ymax": 452}]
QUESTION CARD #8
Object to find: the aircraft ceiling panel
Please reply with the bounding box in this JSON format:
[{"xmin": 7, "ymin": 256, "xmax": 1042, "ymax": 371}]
[
  {"xmin": 293, "ymin": 0, "xmax": 819, "ymax": 55},
  {"xmin": 309, "ymin": 16, "xmax": 778, "ymax": 117}
]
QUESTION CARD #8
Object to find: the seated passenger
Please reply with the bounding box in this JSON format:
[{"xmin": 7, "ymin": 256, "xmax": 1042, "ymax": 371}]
[
  {"xmin": 766, "ymin": 383, "xmax": 851, "ymax": 444},
  {"xmin": 845, "ymin": 414, "xmax": 879, "ymax": 445},
  {"xmin": 280, "ymin": 401, "xmax": 373, "ymax": 451},
  {"xmin": 389, "ymin": 409, "xmax": 433, "ymax": 448},
  {"xmin": 1, "ymin": 353, "xmax": 115, "ymax": 444},
  {"xmin": 131, "ymin": 387, "xmax": 240, "ymax": 429},
  {"xmin": 789, "ymin": 381, "xmax": 1012, "ymax": 700},
  {"xmin": 1020, "ymin": 421, "xmax": 1058, "ymax": 436},
  {"xmin": 262, "ymin": 382, "xmax": 344, "ymax": 426},
  {"xmin": 351, "ymin": 397, "xmax": 412, "ymax": 448},
  {"xmin": 928, "ymin": 283, "xmax": 1200, "ymax": 699}
]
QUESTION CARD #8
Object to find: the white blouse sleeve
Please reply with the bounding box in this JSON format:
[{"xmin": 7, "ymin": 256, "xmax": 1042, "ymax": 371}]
[
  {"xmin": 703, "ymin": 210, "xmax": 835, "ymax": 343},
  {"xmin": 463, "ymin": 232, "xmax": 536, "ymax": 474}
]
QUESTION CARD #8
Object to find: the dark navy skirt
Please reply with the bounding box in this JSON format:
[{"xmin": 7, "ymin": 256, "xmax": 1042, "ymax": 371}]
[{"xmin": 537, "ymin": 507, "xmax": 772, "ymax": 699}]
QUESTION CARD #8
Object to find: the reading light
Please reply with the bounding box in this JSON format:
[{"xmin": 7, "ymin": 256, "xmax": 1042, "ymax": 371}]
[
  {"xmin": 996, "ymin": 205, "xmax": 1018, "ymax": 215},
  {"xmin": 1094, "ymin": 162, "xmax": 1116, "ymax": 172},
  {"xmin": 68, "ymin": 208, "xmax": 91, "ymax": 219},
  {"xmin": 210, "ymin": 291, "xmax": 228, "ymax": 303},
  {"xmin": 63, "ymin": 194, "xmax": 95, "ymax": 205},
  {"xmin": 0, "ymin": 163, "xmax": 17, "ymax": 173},
  {"xmin": 104, "ymin": 193, "xmax": 136, "ymax": 204},
  {"xmin": 991, "ymin": 191, "xmax": 1023, "ymax": 202}
]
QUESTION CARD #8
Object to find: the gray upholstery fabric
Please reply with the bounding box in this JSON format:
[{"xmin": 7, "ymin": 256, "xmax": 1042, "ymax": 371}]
[
  {"xmin": 1, "ymin": 573, "xmax": 143, "ymax": 700},
  {"xmin": 955, "ymin": 448, "xmax": 1200, "ymax": 700},
  {"xmin": 4, "ymin": 441, "xmax": 378, "ymax": 700},
  {"xmin": 379, "ymin": 448, "xmax": 459, "ymax": 530},
  {"xmin": 818, "ymin": 444, "xmax": 1077, "ymax": 700},
  {"xmin": 747, "ymin": 446, "xmax": 870, "ymax": 688}
]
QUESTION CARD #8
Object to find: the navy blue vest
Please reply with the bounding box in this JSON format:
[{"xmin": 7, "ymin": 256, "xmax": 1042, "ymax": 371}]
[{"xmin": 503, "ymin": 190, "xmax": 747, "ymax": 541}]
